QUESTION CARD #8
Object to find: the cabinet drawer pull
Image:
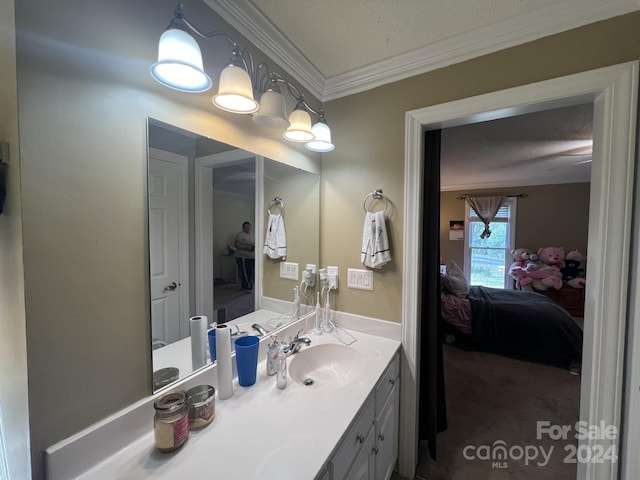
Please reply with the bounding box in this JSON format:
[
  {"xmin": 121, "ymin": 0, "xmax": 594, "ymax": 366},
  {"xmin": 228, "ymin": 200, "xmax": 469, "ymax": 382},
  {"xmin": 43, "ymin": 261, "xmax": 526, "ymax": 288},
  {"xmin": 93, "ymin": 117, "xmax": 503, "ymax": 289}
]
[
  {"xmin": 356, "ymin": 434, "xmax": 365, "ymax": 444},
  {"xmin": 388, "ymin": 378, "xmax": 395, "ymax": 385},
  {"xmin": 378, "ymin": 434, "xmax": 385, "ymax": 442}
]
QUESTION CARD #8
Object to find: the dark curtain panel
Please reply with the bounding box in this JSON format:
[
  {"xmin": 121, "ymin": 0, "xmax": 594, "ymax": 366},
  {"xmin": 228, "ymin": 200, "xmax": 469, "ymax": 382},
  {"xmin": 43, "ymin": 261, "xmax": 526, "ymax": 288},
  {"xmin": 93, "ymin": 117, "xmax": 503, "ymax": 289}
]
[{"xmin": 418, "ymin": 129, "xmax": 447, "ymax": 460}]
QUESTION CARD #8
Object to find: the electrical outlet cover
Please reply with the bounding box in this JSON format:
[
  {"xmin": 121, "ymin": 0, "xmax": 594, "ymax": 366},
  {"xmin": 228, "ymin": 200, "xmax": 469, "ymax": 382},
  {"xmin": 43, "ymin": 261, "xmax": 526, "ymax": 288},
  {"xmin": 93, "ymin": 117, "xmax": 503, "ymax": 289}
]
[
  {"xmin": 279, "ymin": 262, "xmax": 299, "ymax": 280},
  {"xmin": 347, "ymin": 268, "xmax": 373, "ymax": 291}
]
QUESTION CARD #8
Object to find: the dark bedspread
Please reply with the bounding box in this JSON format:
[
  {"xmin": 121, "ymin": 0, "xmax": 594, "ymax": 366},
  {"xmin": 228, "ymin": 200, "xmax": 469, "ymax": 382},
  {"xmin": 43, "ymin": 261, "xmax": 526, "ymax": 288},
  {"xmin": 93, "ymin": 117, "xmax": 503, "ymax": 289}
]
[{"xmin": 466, "ymin": 286, "xmax": 583, "ymax": 368}]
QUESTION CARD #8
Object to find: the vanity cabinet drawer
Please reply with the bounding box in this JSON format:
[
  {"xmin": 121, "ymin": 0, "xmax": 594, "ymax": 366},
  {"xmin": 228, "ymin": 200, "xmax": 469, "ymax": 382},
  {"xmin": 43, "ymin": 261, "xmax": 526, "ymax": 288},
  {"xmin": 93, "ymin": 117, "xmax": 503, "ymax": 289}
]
[
  {"xmin": 330, "ymin": 394, "xmax": 375, "ymax": 480},
  {"xmin": 375, "ymin": 354, "xmax": 399, "ymax": 414}
]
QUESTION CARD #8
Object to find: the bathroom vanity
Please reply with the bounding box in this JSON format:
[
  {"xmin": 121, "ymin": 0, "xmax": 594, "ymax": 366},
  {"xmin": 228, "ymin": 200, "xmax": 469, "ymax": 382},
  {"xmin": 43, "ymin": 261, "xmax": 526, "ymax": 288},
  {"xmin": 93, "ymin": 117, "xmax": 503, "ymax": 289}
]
[{"xmin": 46, "ymin": 314, "xmax": 401, "ymax": 480}]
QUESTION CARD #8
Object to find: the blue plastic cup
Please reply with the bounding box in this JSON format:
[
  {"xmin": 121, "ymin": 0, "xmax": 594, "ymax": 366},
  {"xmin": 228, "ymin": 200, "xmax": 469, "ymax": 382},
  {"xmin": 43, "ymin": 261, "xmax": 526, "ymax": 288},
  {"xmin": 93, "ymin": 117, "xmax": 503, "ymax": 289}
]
[
  {"xmin": 208, "ymin": 329, "xmax": 216, "ymax": 362},
  {"xmin": 234, "ymin": 335, "xmax": 260, "ymax": 387}
]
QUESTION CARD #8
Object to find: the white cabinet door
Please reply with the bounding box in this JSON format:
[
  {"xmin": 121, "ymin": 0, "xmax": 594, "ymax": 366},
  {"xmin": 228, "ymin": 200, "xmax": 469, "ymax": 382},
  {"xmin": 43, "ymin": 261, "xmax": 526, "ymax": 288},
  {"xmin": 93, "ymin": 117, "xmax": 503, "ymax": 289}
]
[
  {"xmin": 346, "ymin": 425, "xmax": 375, "ymax": 480},
  {"xmin": 375, "ymin": 381, "xmax": 399, "ymax": 480}
]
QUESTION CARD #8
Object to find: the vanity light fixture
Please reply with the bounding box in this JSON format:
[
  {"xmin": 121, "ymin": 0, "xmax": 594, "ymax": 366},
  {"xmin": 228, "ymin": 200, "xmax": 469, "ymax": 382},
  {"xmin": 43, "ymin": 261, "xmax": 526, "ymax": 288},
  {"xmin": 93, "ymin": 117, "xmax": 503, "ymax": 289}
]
[
  {"xmin": 284, "ymin": 100, "xmax": 315, "ymax": 142},
  {"xmin": 252, "ymin": 76, "xmax": 290, "ymax": 129},
  {"xmin": 212, "ymin": 47, "xmax": 259, "ymax": 114},
  {"xmin": 150, "ymin": 4, "xmax": 335, "ymax": 151},
  {"xmin": 150, "ymin": 24, "xmax": 212, "ymax": 93},
  {"xmin": 305, "ymin": 114, "xmax": 335, "ymax": 152}
]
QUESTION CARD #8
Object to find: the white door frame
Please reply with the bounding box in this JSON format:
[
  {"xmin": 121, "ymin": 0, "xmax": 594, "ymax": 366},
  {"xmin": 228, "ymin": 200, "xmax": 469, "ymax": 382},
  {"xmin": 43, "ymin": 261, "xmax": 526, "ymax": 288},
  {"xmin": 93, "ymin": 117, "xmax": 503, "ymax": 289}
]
[
  {"xmin": 400, "ymin": 61, "xmax": 638, "ymax": 479},
  {"xmin": 194, "ymin": 149, "xmax": 261, "ymax": 320}
]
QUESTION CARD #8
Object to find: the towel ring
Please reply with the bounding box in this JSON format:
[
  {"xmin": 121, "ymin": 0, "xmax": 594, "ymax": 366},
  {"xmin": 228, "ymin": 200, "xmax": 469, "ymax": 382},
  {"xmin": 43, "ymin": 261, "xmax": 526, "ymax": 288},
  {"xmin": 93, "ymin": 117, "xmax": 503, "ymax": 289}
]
[
  {"xmin": 363, "ymin": 189, "xmax": 390, "ymax": 214},
  {"xmin": 268, "ymin": 196, "xmax": 285, "ymax": 216}
]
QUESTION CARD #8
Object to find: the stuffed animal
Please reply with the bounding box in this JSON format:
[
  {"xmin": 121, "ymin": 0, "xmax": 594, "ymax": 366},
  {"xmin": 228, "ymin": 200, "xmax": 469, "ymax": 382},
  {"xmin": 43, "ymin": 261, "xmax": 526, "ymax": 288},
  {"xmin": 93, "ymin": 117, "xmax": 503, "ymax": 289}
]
[
  {"xmin": 523, "ymin": 246, "xmax": 564, "ymax": 291},
  {"xmin": 563, "ymin": 249, "xmax": 586, "ymax": 288},
  {"xmin": 508, "ymin": 248, "xmax": 532, "ymax": 289},
  {"xmin": 537, "ymin": 246, "xmax": 565, "ymax": 270},
  {"xmin": 525, "ymin": 253, "xmax": 542, "ymax": 270}
]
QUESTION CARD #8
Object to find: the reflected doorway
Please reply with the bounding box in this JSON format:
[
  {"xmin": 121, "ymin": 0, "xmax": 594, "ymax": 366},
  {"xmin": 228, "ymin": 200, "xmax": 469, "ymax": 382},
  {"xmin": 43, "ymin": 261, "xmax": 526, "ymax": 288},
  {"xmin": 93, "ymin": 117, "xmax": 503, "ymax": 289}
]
[{"xmin": 211, "ymin": 160, "xmax": 256, "ymax": 322}]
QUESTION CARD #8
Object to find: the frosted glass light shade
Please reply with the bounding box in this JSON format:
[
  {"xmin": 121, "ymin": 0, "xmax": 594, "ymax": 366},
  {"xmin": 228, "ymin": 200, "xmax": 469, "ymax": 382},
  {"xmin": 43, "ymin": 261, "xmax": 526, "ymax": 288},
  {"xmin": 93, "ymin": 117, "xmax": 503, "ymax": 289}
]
[
  {"xmin": 253, "ymin": 90, "xmax": 290, "ymax": 129},
  {"xmin": 150, "ymin": 29, "xmax": 212, "ymax": 93},
  {"xmin": 305, "ymin": 122, "xmax": 335, "ymax": 152},
  {"xmin": 212, "ymin": 64, "xmax": 259, "ymax": 114},
  {"xmin": 283, "ymin": 109, "xmax": 314, "ymax": 142}
]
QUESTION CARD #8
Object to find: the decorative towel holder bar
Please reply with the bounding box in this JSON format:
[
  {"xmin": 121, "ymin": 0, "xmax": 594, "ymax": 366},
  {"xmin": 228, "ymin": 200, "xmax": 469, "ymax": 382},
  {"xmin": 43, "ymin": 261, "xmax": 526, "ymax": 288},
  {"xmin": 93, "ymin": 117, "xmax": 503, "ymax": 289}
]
[
  {"xmin": 363, "ymin": 189, "xmax": 390, "ymax": 214},
  {"xmin": 268, "ymin": 196, "xmax": 285, "ymax": 216}
]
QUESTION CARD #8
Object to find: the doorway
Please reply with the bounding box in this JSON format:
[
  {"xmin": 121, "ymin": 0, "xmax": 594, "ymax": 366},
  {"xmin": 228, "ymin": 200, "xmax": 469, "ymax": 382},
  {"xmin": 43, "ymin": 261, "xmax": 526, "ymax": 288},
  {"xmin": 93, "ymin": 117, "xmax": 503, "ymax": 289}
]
[
  {"xmin": 399, "ymin": 62, "xmax": 639, "ymax": 480},
  {"xmin": 427, "ymin": 104, "xmax": 591, "ymax": 477}
]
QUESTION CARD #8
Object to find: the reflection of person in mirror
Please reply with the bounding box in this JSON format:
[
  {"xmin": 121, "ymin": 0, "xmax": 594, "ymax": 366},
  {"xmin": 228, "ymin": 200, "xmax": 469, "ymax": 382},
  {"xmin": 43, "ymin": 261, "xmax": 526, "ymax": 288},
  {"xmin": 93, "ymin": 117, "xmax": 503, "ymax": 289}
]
[{"xmin": 234, "ymin": 221, "xmax": 255, "ymax": 290}]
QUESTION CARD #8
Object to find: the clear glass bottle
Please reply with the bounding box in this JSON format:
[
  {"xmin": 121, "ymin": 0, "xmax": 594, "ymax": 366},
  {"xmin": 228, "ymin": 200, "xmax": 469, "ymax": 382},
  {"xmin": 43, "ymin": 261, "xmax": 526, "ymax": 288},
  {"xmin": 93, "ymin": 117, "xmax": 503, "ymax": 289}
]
[
  {"xmin": 266, "ymin": 336, "xmax": 279, "ymax": 376},
  {"xmin": 276, "ymin": 345, "xmax": 287, "ymax": 389},
  {"xmin": 153, "ymin": 390, "xmax": 189, "ymax": 452}
]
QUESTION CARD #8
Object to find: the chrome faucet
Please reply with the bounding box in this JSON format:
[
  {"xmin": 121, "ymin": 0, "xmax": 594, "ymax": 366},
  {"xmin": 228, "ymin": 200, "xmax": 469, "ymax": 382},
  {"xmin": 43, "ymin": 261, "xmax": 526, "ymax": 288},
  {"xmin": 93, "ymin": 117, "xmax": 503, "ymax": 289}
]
[
  {"xmin": 251, "ymin": 323, "xmax": 269, "ymax": 336},
  {"xmin": 284, "ymin": 331, "xmax": 311, "ymax": 356}
]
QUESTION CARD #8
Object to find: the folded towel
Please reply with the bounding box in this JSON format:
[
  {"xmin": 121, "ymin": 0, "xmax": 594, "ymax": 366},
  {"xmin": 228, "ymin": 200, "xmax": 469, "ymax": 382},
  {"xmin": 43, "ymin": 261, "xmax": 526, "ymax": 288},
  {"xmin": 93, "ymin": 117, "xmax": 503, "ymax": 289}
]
[
  {"xmin": 263, "ymin": 213, "xmax": 287, "ymax": 260},
  {"xmin": 361, "ymin": 210, "xmax": 391, "ymax": 269}
]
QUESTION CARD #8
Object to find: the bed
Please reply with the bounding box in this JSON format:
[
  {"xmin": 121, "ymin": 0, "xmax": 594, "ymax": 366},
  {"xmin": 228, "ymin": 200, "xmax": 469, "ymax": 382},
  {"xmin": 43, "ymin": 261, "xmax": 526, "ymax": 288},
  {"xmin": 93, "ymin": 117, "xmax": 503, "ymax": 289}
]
[{"xmin": 440, "ymin": 266, "xmax": 583, "ymax": 372}]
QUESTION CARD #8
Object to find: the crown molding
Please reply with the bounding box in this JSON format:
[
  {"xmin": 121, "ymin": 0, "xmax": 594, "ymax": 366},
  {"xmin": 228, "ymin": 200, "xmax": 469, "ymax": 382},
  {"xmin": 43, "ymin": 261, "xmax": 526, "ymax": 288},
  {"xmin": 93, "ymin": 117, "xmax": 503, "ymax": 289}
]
[
  {"xmin": 324, "ymin": 1, "xmax": 640, "ymax": 100},
  {"xmin": 205, "ymin": 0, "xmax": 640, "ymax": 102}
]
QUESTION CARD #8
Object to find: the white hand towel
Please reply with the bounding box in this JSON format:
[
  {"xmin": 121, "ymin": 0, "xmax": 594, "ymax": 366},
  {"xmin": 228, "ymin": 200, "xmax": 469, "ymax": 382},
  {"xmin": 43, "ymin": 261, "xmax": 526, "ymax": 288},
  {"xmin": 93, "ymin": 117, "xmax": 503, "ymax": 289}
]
[
  {"xmin": 263, "ymin": 213, "xmax": 287, "ymax": 260},
  {"xmin": 361, "ymin": 210, "xmax": 391, "ymax": 269}
]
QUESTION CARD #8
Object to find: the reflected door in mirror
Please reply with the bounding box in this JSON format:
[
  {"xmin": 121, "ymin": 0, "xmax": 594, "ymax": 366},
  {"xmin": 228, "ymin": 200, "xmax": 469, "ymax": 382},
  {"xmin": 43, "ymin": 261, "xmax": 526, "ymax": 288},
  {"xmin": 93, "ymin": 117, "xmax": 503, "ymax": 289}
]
[{"xmin": 149, "ymin": 148, "xmax": 190, "ymax": 345}]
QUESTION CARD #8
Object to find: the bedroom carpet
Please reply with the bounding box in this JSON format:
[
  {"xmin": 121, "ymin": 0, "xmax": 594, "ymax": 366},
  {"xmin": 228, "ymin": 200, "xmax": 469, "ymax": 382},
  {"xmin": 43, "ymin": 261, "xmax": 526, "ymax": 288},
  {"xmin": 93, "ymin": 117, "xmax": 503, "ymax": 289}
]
[
  {"xmin": 395, "ymin": 345, "xmax": 581, "ymax": 480},
  {"xmin": 213, "ymin": 282, "xmax": 255, "ymax": 322}
]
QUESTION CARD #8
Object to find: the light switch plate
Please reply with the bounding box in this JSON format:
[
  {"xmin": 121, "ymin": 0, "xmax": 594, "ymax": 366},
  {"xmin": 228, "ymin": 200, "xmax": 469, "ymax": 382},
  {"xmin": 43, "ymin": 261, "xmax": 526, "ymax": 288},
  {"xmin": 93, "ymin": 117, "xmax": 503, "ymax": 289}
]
[
  {"xmin": 280, "ymin": 261, "xmax": 299, "ymax": 280},
  {"xmin": 347, "ymin": 268, "xmax": 373, "ymax": 291}
]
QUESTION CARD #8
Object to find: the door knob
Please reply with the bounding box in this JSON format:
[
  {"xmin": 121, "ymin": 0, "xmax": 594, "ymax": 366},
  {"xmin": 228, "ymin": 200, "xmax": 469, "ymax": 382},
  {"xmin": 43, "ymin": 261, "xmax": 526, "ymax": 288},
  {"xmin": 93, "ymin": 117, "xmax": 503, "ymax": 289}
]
[{"xmin": 165, "ymin": 282, "xmax": 178, "ymax": 291}]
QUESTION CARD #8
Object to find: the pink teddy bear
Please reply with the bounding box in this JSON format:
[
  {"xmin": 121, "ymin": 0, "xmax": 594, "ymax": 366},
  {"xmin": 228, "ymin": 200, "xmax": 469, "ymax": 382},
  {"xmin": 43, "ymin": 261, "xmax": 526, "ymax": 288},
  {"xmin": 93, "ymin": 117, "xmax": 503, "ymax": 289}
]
[{"xmin": 529, "ymin": 246, "xmax": 564, "ymax": 291}]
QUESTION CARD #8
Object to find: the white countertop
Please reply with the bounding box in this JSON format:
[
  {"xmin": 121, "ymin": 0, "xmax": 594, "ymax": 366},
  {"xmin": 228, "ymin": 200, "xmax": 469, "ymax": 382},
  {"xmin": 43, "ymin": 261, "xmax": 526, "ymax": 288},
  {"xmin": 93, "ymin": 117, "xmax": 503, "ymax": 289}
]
[{"xmin": 75, "ymin": 327, "xmax": 400, "ymax": 480}]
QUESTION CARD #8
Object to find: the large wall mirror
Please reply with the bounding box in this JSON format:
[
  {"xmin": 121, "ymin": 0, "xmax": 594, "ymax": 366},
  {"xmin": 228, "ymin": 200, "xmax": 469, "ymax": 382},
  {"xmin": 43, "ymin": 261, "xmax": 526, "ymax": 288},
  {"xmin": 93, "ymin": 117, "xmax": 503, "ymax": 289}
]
[{"xmin": 147, "ymin": 118, "xmax": 320, "ymax": 391}]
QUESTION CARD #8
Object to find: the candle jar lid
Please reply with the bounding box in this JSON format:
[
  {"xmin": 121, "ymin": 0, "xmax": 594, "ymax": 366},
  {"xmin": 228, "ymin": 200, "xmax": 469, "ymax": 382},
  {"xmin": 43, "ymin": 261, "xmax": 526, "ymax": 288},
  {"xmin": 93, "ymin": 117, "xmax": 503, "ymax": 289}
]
[
  {"xmin": 153, "ymin": 367, "xmax": 179, "ymax": 390},
  {"xmin": 154, "ymin": 390, "xmax": 186, "ymax": 413},
  {"xmin": 186, "ymin": 385, "xmax": 215, "ymax": 429},
  {"xmin": 186, "ymin": 385, "xmax": 215, "ymax": 407}
]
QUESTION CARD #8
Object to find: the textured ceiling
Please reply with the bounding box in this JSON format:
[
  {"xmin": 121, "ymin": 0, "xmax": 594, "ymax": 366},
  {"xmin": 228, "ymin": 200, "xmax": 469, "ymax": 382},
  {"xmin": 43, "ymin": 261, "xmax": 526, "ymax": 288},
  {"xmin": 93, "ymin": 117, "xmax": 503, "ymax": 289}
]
[
  {"xmin": 249, "ymin": 0, "xmax": 560, "ymax": 78},
  {"xmin": 441, "ymin": 103, "xmax": 593, "ymax": 191}
]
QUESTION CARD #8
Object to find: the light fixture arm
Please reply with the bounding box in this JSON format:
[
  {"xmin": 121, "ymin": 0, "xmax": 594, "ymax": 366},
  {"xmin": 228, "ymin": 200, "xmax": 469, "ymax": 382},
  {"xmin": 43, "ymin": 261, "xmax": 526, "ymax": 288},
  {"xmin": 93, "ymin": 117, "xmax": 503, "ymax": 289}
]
[
  {"xmin": 263, "ymin": 74, "xmax": 325, "ymax": 119},
  {"xmin": 170, "ymin": 5, "xmax": 275, "ymax": 95}
]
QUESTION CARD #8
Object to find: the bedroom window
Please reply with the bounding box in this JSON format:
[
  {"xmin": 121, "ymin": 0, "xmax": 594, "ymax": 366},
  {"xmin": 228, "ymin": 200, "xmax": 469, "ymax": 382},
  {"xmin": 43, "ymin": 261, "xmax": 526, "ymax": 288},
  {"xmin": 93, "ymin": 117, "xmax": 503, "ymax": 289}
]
[{"xmin": 464, "ymin": 198, "xmax": 516, "ymax": 289}]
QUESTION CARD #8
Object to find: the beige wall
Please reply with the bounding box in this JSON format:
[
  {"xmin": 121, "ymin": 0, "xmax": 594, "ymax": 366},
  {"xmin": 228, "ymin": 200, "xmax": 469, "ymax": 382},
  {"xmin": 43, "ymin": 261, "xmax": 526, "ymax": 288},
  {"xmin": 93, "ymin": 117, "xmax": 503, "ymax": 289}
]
[
  {"xmin": 322, "ymin": 12, "xmax": 640, "ymax": 322},
  {"xmin": 14, "ymin": 0, "xmax": 320, "ymax": 477},
  {"xmin": 0, "ymin": 1, "xmax": 31, "ymax": 478},
  {"xmin": 262, "ymin": 160, "xmax": 320, "ymax": 303},
  {"xmin": 440, "ymin": 183, "xmax": 591, "ymax": 267}
]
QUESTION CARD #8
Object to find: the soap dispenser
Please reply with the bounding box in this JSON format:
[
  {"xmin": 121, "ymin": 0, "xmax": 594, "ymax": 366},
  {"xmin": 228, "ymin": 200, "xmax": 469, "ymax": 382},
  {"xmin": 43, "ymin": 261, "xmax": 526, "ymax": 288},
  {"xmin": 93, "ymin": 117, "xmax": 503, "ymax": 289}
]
[{"xmin": 276, "ymin": 345, "xmax": 287, "ymax": 389}]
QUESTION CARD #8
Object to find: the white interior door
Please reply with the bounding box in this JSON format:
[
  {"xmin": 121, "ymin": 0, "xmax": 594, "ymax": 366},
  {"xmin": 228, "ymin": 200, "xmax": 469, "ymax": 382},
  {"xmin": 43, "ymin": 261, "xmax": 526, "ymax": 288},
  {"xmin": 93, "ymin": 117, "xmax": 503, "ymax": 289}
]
[{"xmin": 149, "ymin": 148, "xmax": 189, "ymax": 344}]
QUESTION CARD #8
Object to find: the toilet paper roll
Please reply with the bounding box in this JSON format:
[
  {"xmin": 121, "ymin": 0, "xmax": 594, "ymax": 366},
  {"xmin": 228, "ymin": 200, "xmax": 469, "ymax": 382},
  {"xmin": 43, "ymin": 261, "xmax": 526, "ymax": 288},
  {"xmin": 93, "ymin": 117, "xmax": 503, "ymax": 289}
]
[
  {"xmin": 190, "ymin": 316, "xmax": 207, "ymax": 371},
  {"xmin": 216, "ymin": 324, "xmax": 233, "ymax": 400}
]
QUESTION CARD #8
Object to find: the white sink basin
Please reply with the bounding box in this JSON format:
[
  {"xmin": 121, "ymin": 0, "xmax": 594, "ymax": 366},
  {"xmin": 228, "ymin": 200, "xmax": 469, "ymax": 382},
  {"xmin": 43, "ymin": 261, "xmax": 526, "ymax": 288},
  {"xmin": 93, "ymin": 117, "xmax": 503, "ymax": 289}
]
[{"xmin": 288, "ymin": 344, "xmax": 365, "ymax": 389}]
